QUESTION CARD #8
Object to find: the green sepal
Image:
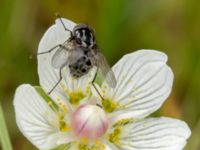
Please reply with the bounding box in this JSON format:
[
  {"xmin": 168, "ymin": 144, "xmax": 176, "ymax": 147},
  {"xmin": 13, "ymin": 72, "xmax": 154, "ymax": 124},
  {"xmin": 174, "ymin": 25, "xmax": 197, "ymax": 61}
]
[
  {"xmin": 51, "ymin": 143, "xmax": 71, "ymax": 150},
  {"xmin": 34, "ymin": 86, "xmax": 59, "ymax": 111}
]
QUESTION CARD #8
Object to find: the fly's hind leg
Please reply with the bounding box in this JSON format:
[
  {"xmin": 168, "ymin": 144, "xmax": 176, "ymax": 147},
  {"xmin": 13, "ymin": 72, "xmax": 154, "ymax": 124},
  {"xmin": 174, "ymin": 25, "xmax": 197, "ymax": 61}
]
[
  {"xmin": 48, "ymin": 65, "xmax": 65, "ymax": 94},
  {"xmin": 92, "ymin": 68, "xmax": 104, "ymax": 101}
]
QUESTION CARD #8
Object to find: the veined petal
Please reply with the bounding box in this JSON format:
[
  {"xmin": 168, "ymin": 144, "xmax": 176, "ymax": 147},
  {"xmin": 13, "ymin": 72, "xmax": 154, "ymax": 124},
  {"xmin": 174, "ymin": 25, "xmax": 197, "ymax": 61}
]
[
  {"xmin": 102, "ymin": 50, "xmax": 173, "ymax": 118},
  {"xmin": 37, "ymin": 22, "xmax": 69, "ymax": 105},
  {"xmin": 62, "ymin": 67, "xmax": 96, "ymax": 93},
  {"xmin": 105, "ymin": 143, "xmax": 120, "ymax": 150},
  {"xmin": 110, "ymin": 117, "xmax": 191, "ymax": 150},
  {"xmin": 37, "ymin": 18, "xmax": 95, "ymax": 105},
  {"xmin": 55, "ymin": 18, "xmax": 75, "ymax": 44},
  {"xmin": 13, "ymin": 84, "xmax": 71, "ymax": 149},
  {"xmin": 104, "ymin": 145, "xmax": 113, "ymax": 150}
]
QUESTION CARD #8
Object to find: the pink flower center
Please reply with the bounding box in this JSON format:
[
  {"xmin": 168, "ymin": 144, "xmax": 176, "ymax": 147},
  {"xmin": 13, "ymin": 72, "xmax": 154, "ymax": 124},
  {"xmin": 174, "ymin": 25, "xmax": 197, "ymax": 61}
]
[{"xmin": 71, "ymin": 104, "xmax": 108, "ymax": 139}]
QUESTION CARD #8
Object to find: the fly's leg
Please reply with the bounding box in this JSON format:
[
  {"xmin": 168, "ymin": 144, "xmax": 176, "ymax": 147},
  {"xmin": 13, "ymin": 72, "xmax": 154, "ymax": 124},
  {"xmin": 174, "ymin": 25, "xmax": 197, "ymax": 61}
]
[
  {"xmin": 48, "ymin": 65, "xmax": 65, "ymax": 94},
  {"xmin": 30, "ymin": 44, "xmax": 61, "ymax": 59},
  {"xmin": 56, "ymin": 13, "xmax": 73, "ymax": 36},
  {"xmin": 37, "ymin": 44, "xmax": 65, "ymax": 55},
  {"xmin": 92, "ymin": 68, "xmax": 104, "ymax": 101}
]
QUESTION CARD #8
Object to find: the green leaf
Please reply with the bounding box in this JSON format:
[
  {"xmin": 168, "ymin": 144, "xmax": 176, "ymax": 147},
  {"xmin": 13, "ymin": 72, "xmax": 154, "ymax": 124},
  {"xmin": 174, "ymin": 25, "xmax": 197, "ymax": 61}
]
[{"xmin": 0, "ymin": 103, "xmax": 13, "ymax": 150}]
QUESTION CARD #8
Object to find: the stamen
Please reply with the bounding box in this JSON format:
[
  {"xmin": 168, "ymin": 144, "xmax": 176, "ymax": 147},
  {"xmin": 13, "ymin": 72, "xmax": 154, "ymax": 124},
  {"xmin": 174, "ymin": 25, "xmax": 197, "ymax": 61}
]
[
  {"xmin": 108, "ymin": 127, "xmax": 121, "ymax": 146},
  {"xmin": 113, "ymin": 118, "xmax": 134, "ymax": 127},
  {"xmin": 85, "ymin": 84, "xmax": 91, "ymax": 94},
  {"xmin": 78, "ymin": 143, "xmax": 105, "ymax": 150},
  {"xmin": 102, "ymin": 98, "xmax": 120, "ymax": 113},
  {"xmin": 57, "ymin": 98, "xmax": 68, "ymax": 113},
  {"xmin": 69, "ymin": 91, "xmax": 85, "ymax": 105},
  {"xmin": 108, "ymin": 118, "xmax": 134, "ymax": 147},
  {"xmin": 48, "ymin": 101, "xmax": 59, "ymax": 113},
  {"xmin": 59, "ymin": 118, "xmax": 71, "ymax": 132},
  {"xmin": 48, "ymin": 98, "xmax": 71, "ymax": 132}
]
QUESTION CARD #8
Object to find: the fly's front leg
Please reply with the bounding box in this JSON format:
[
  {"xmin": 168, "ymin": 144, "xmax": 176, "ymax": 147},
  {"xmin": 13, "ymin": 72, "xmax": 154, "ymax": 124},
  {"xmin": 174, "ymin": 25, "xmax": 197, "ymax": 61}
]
[
  {"xmin": 56, "ymin": 13, "xmax": 73, "ymax": 36},
  {"xmin": 48, "ymin": 65, "xmax": 65, "ymax": 94}
]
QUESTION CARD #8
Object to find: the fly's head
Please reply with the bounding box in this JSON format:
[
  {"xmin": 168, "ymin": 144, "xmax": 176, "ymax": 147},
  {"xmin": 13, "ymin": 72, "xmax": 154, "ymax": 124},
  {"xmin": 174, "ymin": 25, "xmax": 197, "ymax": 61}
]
[{"xmin": 72, "ymin": 24, "xmax": 96, "ymax": 48}]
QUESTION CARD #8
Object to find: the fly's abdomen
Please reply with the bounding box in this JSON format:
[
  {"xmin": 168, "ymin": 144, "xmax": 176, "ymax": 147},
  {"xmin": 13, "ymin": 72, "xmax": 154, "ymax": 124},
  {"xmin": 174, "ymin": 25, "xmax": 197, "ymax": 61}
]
[{"xmin": 69, "ymin": 55, "xmax": 93, "ymax": 78}]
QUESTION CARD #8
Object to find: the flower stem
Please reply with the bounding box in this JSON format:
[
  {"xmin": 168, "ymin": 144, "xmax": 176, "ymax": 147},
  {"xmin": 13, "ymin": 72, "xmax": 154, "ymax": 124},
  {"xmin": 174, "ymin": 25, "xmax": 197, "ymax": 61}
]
[{"xmin": 0, "ymin": 103, "xmax": 13, "ymax": 150}]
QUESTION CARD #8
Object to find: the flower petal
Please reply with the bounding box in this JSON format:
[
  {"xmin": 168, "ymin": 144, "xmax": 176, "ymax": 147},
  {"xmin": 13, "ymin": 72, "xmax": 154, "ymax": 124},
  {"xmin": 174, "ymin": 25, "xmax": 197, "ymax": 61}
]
[
  {"xmin": 105, "ymin": 143, "xmax": 120, "ymax": 150},
  {"xmin": 103, "ymin": 50, "xmax": 173, "ymax": 118},
  {"xmin": 104, "ymin": 145, "xmax": 115, "ymax": 150},
  {"xmin": 55, "ymin": 18, "xmax": 75, "ymax": 44},
  {"xmin": 37, "ymin": 18, "xmax": 95, "ymax": 105},
  {"xmin": 13, "ymin": 84, "xmax": 71, "ymax": 149},
  {"xmin": 37, "ymin": 18, "xmax": 74, "ymax": 103},
  {"xmin": 116, "ymin": 117, "xmax": 191, "ymax": 150}
]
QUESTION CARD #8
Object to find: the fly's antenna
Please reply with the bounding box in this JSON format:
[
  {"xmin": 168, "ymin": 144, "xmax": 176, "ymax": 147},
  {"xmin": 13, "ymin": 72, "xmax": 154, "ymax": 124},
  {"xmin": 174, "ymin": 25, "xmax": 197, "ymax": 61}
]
[{"xmin": 56, "ymin": 13, "xmax": 73, "ymax": 35}]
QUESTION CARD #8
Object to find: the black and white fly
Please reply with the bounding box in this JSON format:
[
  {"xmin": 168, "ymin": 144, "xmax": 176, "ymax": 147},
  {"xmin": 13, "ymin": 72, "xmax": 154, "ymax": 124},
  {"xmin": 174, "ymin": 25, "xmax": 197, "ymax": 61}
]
[{"xmin": 38, "ymin": 15, "xmax": 117, "ymax": 99}]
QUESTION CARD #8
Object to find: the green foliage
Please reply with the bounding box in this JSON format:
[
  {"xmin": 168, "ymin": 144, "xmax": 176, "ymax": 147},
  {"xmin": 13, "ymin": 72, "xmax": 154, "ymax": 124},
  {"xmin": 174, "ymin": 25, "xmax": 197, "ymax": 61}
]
[{"xmin": 0, "ymin": 103, "xmax": 12, "ymax": 150}]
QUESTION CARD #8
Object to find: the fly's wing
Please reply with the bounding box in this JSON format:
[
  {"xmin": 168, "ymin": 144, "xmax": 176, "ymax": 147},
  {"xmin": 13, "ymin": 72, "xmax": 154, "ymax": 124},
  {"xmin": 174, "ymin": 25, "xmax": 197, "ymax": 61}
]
[
  {"xmin": 68, "ymin": 47, "xmax": 85, "ymax": 65},
  {"xmin": 51, "ymin": 47, "xmax": 69, "ymax": 68},
  {"xmin": 95, "ymin": 52, "xmax": 117, "ymax": 88}
]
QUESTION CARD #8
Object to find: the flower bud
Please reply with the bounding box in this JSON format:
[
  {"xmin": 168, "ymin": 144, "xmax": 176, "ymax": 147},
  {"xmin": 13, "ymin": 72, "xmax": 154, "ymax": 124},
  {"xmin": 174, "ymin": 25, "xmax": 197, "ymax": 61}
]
[{"xmin": 72, "ymin": 104, "xmax": 108, "ymax": 139}]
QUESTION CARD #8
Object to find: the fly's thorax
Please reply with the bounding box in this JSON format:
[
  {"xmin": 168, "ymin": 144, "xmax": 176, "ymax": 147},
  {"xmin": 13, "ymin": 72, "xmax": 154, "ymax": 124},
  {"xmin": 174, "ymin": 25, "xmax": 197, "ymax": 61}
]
[
  {"xmin": 72, "ymin": 24, "xmax": 96, "ymax": 48},
  {"xmin": 63, "ymin": 39, "xmax": 74, "ymax": 50}
]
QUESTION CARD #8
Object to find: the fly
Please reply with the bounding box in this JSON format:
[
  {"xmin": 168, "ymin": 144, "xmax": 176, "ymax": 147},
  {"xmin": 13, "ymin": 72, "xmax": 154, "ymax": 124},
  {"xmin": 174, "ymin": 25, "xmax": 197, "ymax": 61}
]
[{"xmin": 38, "ymin": 14, "xmax": 117, "ymax": 99}]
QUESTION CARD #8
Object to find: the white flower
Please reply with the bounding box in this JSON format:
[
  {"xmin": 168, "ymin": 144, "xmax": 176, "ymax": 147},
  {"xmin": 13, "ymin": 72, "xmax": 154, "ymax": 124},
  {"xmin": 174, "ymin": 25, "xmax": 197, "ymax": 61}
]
[{"xmin": 13, "ymin": 18, "xmax": 191, "ymax": 150}]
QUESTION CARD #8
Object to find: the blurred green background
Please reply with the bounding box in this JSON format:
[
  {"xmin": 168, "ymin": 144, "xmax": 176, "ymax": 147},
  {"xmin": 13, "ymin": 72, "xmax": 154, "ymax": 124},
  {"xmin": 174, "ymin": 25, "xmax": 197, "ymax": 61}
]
[{"xmin": 0, "ymin": 0, "xmax": 200, "ymax": 149}]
